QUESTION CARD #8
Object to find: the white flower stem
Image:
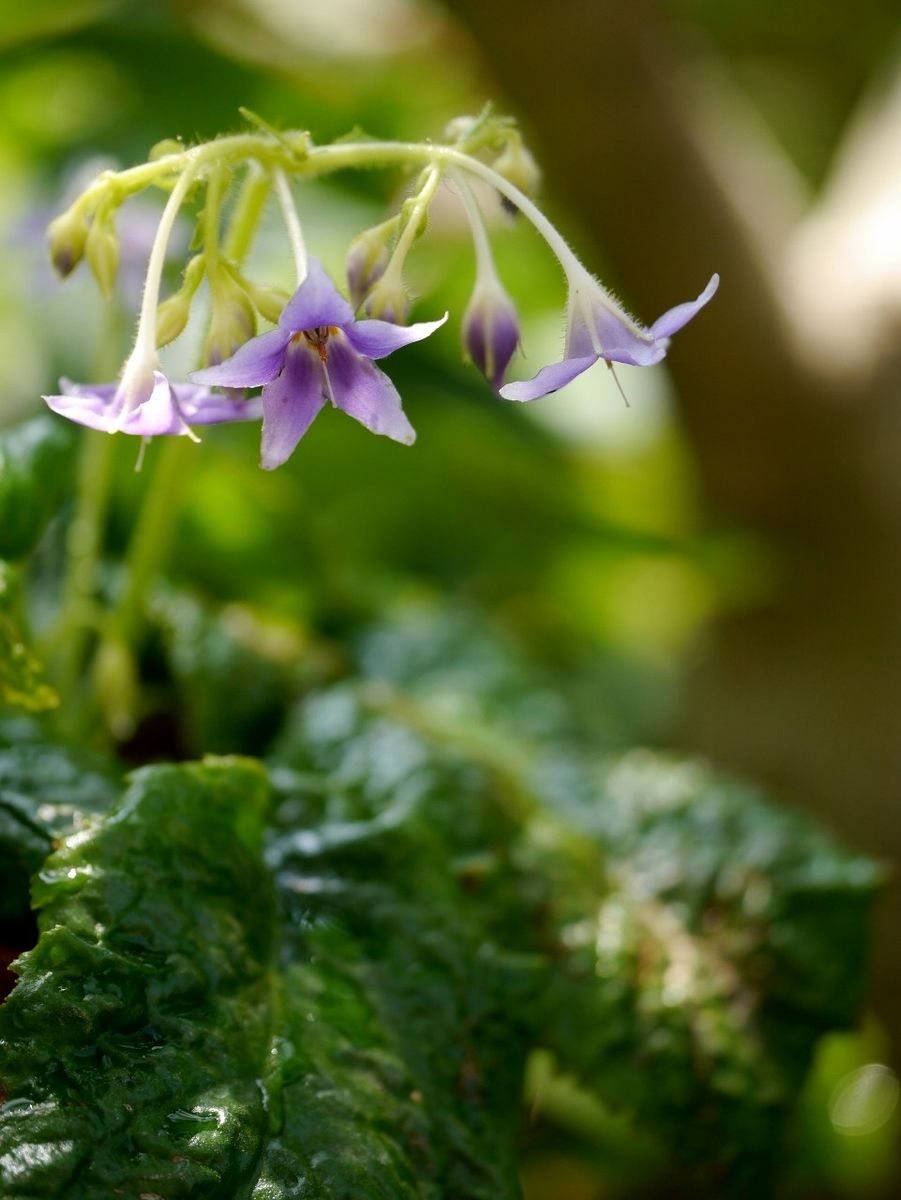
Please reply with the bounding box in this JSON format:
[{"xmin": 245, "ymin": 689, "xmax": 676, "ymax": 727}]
[
  {"xmin": 448, "ymin": 167, "xmax": 500, "ymax": 286},
  {"xmin": 273, "ymin": 168, "xmax": 307, "ymax": 285},
  {"xmin": 131, "ymin": 166, "xmax": 198, "ymax": 364},
  {"xmin": 435, "ymin": 148, "xmax": 585, "ymax": 286}
]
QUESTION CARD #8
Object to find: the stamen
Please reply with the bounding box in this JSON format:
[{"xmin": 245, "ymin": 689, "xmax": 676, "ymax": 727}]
[{"xmin": 605, "ymin": 359, "xmax": 631, "ymax": 408}]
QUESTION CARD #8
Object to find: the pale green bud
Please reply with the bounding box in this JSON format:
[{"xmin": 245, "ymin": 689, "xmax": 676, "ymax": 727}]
[
  {"xmin": 345, "ymin": 216, "xmax": 399, "ymax": 308},
  {"xmin": 155, "ymin": 254, "xmax": 206, "ymax": 347},
  {"xmin": 245, "ymin": 281, "xmax": 290, "ymax": 325},
  {"xmin": 203, "ymin": 266, "xmax": 256, "ymax": 366},
  {"xmin": 85, "ymin": 214, "xmax": 119, "ymax": 299},
  {"xmin": 155, "ymin": 291, "xmax": 192, "ymax": 347},
  {"xmin": 492, "ymin": 138, "xmax": 541, "ymax": 199},
  {"xmin": 363, "ymin": 269, "xmax": 409, "ymax": 324},
  {"xmin": 47, "ymin": 206, "xmax": 90, "ymax": 278},
  {"xmin": 149, "ymin": 137, "xmax": 183, "ymax": 161}
]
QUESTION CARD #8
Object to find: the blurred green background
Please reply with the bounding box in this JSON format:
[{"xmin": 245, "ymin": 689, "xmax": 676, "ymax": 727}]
[{"xmin": 1, "ymin": 0, "xmax": 900, "ymax": 1195}]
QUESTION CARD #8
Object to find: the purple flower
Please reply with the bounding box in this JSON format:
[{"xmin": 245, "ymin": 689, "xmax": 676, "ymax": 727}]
[
  {"xmin": 462, "ymin": 277, "xmax": 520, "ymax": 392},
  {"xmin": 191, "ymin": 259, "xmax": 447, "ymax": 470},
  {"xmin": 43, "ymin": 371, "xmax": 262, "ymax": 437},
  {"xmin": 500, "ymin": 272, "xmax": 719, "ymax": 402}
]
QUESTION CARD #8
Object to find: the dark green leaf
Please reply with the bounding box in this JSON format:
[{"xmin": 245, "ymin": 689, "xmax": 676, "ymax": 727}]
[{"xmin": 0, "ymin": 733, "xmax": 118, "ymax": 920}]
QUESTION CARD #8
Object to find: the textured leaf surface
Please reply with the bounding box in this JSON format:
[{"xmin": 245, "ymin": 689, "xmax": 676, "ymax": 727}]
[{"xmin": 0, "ymin": 614, "xmax": 884, "ymax": 1196}]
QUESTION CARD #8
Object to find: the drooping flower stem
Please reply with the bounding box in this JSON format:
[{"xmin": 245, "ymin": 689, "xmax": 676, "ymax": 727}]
[
  {"xmin": 129, "ymin": 167, "xmax": 198, "ymax": 371},
  {"xmin": 448, "ymin": 168, "xmax": 498, "ymax": 284},
  {"xmin": 273, "ymin": 168, "xmax": 308, "ymax": 285}
]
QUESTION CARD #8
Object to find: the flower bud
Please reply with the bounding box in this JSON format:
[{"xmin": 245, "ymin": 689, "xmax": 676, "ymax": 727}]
[
  {"xmin": 155, "ymin": 291, "xmax": 193, "ymax": 348},
  {"xmin": 155, "ymin": 255, "xmax": 205, "ymax": 347},
  {"xmin": 492, "ymin": 138, "xmax": 541, "ymax": 200},
  {"xmin": 203, "ymin": 268, "xmax": 256, "ymax": 366},
  {"xmin": 47, "ymin": 206, "xmax": 90, "ymax": 278},
  {"xmin": 462, "ymin": 278, "xmax": 520, "ymax": 391},
  {"xmin": 245, "ymin": 281, "xmax": 290, "ymax": 325},
  {"xmin": 149, "ymin": 137, "xmax": 183, "ymax": 161},
  {"xmin": 345, "ymin": 216, "xmax": 399, "ymax": 308},
  {"xmin": 85, "ymin": 214, "xmax": 119, "ymax": 299},
  {"xmin": 363, "ymin": 269, "xmax": 409, "ymax": 324}
]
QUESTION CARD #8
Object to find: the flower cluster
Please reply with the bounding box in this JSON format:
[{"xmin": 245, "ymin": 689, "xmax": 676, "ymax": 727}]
[{"xmin": 42, "ymin": 119, "xmax": 718, "ymax": 469}]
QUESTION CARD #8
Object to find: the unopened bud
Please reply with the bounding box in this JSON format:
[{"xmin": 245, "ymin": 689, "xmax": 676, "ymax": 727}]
[
  {"xmin": 149, "ymin": 137, "xmax": 183, "ymax": 161},
  {"xmin": 47, "ymin": 206, "xmax": 90, "ymax": 278},
  {"xmin": 245, "ymin": 281, "xmax": 290, "ymax": 325},
  {"xmin": 492, "ymin": 138, "xmax": 541, "ymax": 200},
  {"xmin": 85, "ymin": 214, "xmax": 119, "ymax": 299},
  {"xmin": 154, "ymin": 254, "xmax": 205, "ymax": 347},
  {"xmin": 462, "ymin": 279, "xmax": 520, "ymax": 391},
  {"xmin": 204, "ymin": 268, "xmax": 256, "ymax": 366},
  {"xmin": 155, "ymin": 292, "xmax": 192, "ymax": 347},
  {"xmin": 346, "ymin": 217, "xmax": 400, "ymax": 308},
  {"xmin": 363, "ymin": 269, "xmax": 409, "ymax": 324}
]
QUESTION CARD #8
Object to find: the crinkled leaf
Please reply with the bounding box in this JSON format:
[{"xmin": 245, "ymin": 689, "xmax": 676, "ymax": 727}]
[
  {"xmin": 0, "ymin": 622, "xmax": 883, "ymax": 1197},
  {"xmin": 0, "ymin": 748, "xmax": 538, "ymax": 1198}
]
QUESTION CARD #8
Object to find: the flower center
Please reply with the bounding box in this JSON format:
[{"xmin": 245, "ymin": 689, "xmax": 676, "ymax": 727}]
[{"xmin": 294, "ymin": 325, "xmax": 339, "ymax": 363}]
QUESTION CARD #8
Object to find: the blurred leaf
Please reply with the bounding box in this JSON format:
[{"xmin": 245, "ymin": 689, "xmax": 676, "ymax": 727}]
[
  {"xmin": 0, "ymin": 0, "xmax": 116, "ymax": 53},
  {"xmin": 0, "ymin": 564, "xmax": 58, "ymax": 715},
  {"xmin": 0, "ymin": 415, "xmax": 76, "ymax": 561},
  {"xmin": 149, "ymin": 585, "xmax": 307, "ymax": 756}
]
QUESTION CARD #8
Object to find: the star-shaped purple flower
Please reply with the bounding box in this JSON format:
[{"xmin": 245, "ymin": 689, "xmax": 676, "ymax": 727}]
[
  {"xmin": 43, "ymin": 372, "xmax": 262, "ymax": 437},
  {"xmin": 500, "ymin": 272, "xmax": 719, "ymax": 402},
  {"xmin": 191, "ymin": 259, "xmax": 448, "ymax": 470}
]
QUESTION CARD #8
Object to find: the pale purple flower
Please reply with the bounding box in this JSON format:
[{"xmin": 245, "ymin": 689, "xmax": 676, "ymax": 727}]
[
  {"xmin": 43, "ymin": 372, "xmax": 262, "ymax": 437},
  {"xmin": 500, "ymin": 272, "xmax": 719, "ymax": 402},
  {"xmin": 191, "ymin": 259, "xmax": 447, "ymax": 470}
]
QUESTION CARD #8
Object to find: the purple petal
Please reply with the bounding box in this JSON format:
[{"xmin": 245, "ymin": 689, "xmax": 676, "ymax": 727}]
[
  {"xmin": 499, "ymin": 354, "xmax": 598, "ymax": 403},
  {"xmin": 649, "ymin": 273, "xmax": 720, "ymax": 339},
  {"xmin": 463, "ymin": 299, "xmax": 520, "ymax": 391},
  {"xmin": 278, "ymin": 258, "xmax": 355, "ymax": 333},
  {"xmin": 343, "ymin": 313, "xmax": 448, "ymax": 360},
  {"xmin": 44, "ymin": 372, "xmax": 190, "ymax": 436},
  {"xmin": 175, "ymin": 384, "xmax": 263, "ymax": 425},
  {"xmin": 324, "ymin": 335, "xmax": 416, "ymax": 445},
  {"xmin": 190, "ymin": 328, "xmax": 290, "ymax": 388},
  {"xmin": 566, "ymin": 299, "xmax": 664, "ymax": 368},
  {"xmin": 260, "ymin": 343, "xmax": 327, "ymax": 470}
]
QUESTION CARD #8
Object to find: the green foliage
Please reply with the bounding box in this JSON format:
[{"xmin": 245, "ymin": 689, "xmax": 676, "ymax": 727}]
[
  {"xmin": 0, "ymin": 617, "xmax": 882, "ymax": 1196},
  {"xmin": 0, "ymin": 565, "xmax": 59, "ymax": 716},
  {"xmin": 0, "ymin": 731, "xmax": 117, "ymax": 920},
  {"xmin": 0, "ymin": 417, "xmax": 75, "ymax": 562}
]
